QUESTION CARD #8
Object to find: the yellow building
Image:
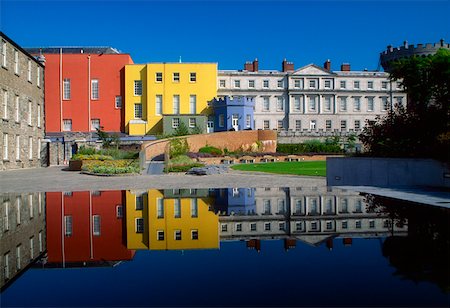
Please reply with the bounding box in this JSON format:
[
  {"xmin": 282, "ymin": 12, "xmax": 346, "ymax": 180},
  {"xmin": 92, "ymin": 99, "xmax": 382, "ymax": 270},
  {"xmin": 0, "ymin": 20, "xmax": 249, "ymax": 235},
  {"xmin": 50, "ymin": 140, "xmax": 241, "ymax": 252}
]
[
  {"xmin": 125, "ymin": 63, "xmax": 217, "ymax": 135},
  {"xmin": 126, "ymin": 189, "xmax": 219, "ymax": 251}
]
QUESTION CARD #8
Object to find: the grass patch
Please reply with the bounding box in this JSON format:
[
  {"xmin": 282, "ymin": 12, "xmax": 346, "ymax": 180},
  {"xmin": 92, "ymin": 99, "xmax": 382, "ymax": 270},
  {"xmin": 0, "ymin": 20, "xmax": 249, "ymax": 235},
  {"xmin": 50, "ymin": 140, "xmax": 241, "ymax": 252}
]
[{"xmin": 231, "ymin": 161, "xmax": 326, "ymax": 177}]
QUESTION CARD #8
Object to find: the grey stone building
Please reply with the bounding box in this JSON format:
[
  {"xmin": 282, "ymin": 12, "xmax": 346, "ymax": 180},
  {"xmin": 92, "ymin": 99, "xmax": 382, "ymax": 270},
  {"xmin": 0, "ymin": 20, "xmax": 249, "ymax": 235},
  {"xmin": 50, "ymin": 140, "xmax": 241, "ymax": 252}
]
[
  {"xmin": 218, "ymin": 59, "xmax": 406, "ymax": 142},
  {"xmin": 0, "ymin": 32, "xmax": 46, "ymax": 171},
  {"xmin": 0, "ymin": 192, "xmax": 46, "ymax": 291}
]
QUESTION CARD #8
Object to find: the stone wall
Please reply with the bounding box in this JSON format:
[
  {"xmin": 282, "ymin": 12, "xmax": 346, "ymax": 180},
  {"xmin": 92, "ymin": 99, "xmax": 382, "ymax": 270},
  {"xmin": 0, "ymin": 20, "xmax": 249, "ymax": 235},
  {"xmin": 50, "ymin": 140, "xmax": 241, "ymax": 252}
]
[
  {"xmin": 142, "ymin": 130, "xmax": 277, "ymax": 161},
  {"xmin": 327, "ymin": 157, "xmax": 450, "ymax": 188}
]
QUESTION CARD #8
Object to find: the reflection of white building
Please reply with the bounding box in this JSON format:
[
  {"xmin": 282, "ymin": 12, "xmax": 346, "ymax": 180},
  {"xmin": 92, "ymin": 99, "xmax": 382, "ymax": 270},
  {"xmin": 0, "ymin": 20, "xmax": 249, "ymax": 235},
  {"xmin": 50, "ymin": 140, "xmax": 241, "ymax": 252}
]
[
  {"xmin": 219, "ymin": 187, "xmax": 407, "ymax": 246},
  {"xmin": 0, "ymin": 192, "xmax": 46, "ymax": 290}
]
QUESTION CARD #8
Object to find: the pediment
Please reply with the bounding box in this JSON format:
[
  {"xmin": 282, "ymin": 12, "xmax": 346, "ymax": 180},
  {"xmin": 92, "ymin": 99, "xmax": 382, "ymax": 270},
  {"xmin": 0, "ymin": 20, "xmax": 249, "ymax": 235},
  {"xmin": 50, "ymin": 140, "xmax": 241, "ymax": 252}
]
[
  {"xmin": 295, "ymin": 234, "xmax": 334, "ymax": 246},
  {"xmin": 292, "ymin": 64, "xmax": 334, "ymax": 76}
]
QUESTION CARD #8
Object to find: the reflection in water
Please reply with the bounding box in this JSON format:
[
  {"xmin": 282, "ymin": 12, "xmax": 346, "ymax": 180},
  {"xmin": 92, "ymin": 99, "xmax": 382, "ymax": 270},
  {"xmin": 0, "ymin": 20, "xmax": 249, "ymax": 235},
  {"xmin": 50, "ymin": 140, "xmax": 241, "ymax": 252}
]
[
  {"xmin": 0, "ymin": 193, "xmax": 46, "ymax": 291},
  {"xmin": 1, "ymin": 187, "xmax": 449, "ymax": 298}
]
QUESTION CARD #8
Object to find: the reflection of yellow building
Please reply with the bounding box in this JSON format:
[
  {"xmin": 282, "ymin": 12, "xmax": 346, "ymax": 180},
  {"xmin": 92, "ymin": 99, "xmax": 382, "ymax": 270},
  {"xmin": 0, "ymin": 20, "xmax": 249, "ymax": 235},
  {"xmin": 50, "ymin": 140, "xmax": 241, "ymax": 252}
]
[
  {"xmin": 125, "ymin": 63, "xmax": 217, "ymax": 135},
  {"xmin": 126, "ymin": 190, "xmax": 219, "ymax": 251}
]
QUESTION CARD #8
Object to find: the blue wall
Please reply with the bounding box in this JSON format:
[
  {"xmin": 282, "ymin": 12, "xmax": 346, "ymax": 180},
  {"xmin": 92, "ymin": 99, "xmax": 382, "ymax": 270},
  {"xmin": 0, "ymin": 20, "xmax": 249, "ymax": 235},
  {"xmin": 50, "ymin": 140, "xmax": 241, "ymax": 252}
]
[{"xmin": 211, "ymin": 96, "xmax": 255, "ymax": 132}]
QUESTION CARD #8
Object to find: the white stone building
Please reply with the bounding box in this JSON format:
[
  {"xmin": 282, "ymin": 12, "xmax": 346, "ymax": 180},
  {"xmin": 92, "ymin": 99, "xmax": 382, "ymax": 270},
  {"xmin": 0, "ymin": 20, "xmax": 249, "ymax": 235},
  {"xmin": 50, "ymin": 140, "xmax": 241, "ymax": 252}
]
[{"xmin": 218, "ymin": 59, "xmax": 406, "ymax": 135}]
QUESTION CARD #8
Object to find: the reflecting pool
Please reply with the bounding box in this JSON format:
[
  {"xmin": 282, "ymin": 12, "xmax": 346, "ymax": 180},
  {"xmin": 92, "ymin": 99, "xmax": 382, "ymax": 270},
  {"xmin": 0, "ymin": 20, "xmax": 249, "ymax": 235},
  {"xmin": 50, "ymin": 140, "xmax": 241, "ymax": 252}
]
[{"xmin": 1, "ymin": 187, "xmax": 449, "ymax": 307}]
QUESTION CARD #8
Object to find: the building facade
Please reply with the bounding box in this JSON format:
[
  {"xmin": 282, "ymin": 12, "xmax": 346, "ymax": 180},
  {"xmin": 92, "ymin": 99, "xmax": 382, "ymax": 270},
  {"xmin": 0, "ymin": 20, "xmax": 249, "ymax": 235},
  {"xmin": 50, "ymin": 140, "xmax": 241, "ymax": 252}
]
[
  {"xmin": 218, "ymin": 59, "xmax": 406, "ymax": 135},
  {"xmin": 125, "ymin": 63, "xmax": 217, "ymax": 135},
  {"xmin": 0, "ymin": 32, "xmax": 46, "ymax": 171},
  {"xmin": 210, "ymin": 96, "xmax": 255, "ymax": 132}
]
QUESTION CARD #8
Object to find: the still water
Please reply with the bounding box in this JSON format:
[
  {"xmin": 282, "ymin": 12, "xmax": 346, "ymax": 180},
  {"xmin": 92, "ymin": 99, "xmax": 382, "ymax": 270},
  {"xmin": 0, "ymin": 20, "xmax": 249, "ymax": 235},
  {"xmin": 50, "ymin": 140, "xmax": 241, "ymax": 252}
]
[{"xmin": 0, "ymin": 187, "xmax": 449, "ymax": 307}]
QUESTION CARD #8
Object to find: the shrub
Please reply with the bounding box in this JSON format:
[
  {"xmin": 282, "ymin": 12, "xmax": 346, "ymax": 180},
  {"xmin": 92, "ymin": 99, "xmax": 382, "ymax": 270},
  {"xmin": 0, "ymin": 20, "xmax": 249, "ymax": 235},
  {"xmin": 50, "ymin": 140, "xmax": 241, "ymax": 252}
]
[
  {"xmin": 199, "ymin": 146, "xmax": 222, "ymax": 156},
  {"xmin": 72, "ymin": 154, "xmax": 113, "ymax": 161},
  {"xmin": 82, "ymin": 159, "xmax": 139, "ymax": 174},
  {"xmin": 165, "ymin": 163, "xmax": 204, "ymax": 173},
  {"xmin": 169, "ymin": 138, "xmax": 189, "ymax": 158},
  {"xmin": 77, "ymin": 146, "xmax": 97, "ymax": 155},
  {"xmin": 277, "ymin": 141, "xmax": 342, "ymax": 154}
]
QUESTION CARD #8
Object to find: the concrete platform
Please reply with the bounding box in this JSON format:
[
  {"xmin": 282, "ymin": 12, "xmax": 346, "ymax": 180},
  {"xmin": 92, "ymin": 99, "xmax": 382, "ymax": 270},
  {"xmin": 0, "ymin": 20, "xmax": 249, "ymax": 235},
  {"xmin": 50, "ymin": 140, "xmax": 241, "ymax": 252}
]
[
  {"xmin": 336, "ymin": 185, "xmax": 450, "ymax": 209},
  {"xmin": 0, "ymin": 166, "xmax": 326, "ymax": 193}
]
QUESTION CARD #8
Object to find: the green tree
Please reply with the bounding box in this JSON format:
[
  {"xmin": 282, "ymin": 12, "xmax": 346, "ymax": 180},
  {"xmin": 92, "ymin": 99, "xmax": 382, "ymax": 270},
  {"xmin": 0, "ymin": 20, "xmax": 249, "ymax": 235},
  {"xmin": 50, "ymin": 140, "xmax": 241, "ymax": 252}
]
[
  {"xmin": 96, "ymin": 127, "xmax": 120, "ymax": 149},
  {"xmin": 360, "ymin": 49, "xmax": 450, "ymax": 160},
  {"xmin": 173, "ymin": 121, "xmax": 190, "ymax": 136}
]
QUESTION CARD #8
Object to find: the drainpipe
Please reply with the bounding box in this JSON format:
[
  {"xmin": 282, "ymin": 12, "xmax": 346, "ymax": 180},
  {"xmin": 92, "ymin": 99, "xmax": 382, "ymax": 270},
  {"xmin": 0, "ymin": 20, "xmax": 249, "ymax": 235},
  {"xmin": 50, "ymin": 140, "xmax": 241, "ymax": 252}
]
[
  {"xmin": 61, "ymin": 192, "xmax": 65, "ymax": 268},
  {"xmin": 88, "ymin": 55, "xmax": 91, "ymax": 135},
  {"xmin": 89, "ymin": 191, "xmax": 93, "ymax": 259},
  {"xmin": 59, "ymin": 48, "xmax": 63, "ymax": 132}
]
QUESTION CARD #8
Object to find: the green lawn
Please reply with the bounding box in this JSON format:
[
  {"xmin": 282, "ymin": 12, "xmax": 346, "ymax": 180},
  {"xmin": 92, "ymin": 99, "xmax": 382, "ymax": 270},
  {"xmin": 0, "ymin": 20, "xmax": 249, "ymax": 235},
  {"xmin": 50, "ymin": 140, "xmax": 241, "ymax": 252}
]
[{"xmin": 231, "ymin": 161, "xmax": 326, "ymax": 177}]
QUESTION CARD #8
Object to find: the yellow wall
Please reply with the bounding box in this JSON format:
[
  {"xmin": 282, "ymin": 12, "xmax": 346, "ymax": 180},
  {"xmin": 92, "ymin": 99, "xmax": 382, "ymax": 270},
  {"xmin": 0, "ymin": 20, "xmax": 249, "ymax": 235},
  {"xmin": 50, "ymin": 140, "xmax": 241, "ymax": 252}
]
[
  {"xmin": 125, "ymin": 63, "xmax": 217, "ymax": 135},
  {"xmin": 125, "ymin": 190, "xmax": 149, "ymax": 250},
  {"xmin": 125, "ymin": 190, "xmax": 219, "ymax": 251}
]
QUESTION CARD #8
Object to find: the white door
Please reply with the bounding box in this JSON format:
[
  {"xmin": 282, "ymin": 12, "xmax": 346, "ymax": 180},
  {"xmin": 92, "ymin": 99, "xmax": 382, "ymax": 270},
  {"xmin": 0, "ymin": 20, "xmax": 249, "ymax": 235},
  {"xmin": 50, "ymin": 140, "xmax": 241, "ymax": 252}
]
[
  {"xmin": 232, "ymin": 114, "xmax": 239, "ymax": 131},
  {"xmin": 207, "ymin": 121, "xmax": 214, "ymax": 133}
]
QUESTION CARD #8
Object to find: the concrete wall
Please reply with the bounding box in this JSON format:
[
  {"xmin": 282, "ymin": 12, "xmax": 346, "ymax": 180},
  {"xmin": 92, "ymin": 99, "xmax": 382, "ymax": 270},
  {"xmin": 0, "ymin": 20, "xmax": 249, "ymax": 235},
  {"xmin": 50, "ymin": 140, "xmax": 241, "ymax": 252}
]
[
  {"xmin": 142, "ymin": 130, "xmax": 277, "ymax": 162},
  {"xmin": 327, "ymin": 157, "xmax": 450, "ymax": 188}
]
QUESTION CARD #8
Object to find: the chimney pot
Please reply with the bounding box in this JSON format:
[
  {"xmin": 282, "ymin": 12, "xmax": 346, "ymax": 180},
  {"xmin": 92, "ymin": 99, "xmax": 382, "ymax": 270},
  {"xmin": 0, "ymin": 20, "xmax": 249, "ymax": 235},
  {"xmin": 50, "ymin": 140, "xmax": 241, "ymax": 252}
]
[{"xmin": 324, "ymin": 59, "xmax": 331, "ymax": 71}]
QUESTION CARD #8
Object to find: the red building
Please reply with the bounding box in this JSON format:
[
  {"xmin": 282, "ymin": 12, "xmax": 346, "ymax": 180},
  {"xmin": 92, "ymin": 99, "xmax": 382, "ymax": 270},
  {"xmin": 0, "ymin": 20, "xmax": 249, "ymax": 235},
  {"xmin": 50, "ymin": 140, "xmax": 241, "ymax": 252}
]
[
  {"xmin": 45, "ymin": 191, "xmax": 135, "ymax": 267},
  {"xmin": 27, "ymin": 47, "xmax": 133, "ymax": 134}
]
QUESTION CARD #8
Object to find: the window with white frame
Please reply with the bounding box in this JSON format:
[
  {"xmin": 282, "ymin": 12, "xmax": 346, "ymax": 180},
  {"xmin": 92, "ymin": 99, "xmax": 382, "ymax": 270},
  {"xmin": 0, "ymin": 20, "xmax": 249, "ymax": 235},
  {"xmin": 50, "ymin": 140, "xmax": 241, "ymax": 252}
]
[
  {"xmin": 339, "ymin": 96, "xmax": 347, "ymax": 111},
  {"xmin": 246, "ymin": 114, "xmax": 251, "ymax": 127},
  {"xmin": 234, "ymin": 80, "xmax": 240, "ymax": 88},
  {"xmin": 324, "ymin": 96, "xmax": 331, "ymax": 112},
  {"xmin": 276, "ymin": 96, "xmax": 284, "ymax": 111},
  {"xmin": 172, "ymin": 118, "xmax": 180, "ymax": 129},
  {"xmin": 396, "ymin": 96, "xmax": 403, "ymax": 105},
  {"xmin": 264, "ymin": 222, "xmax": 271, "ymax": 231},
  {"xmin": 63, "ymin": 79, "xmax": 71, "ymax": 100},
  {"xmin": 15, "ymin": 95, "xmax": 19, "ymax": 122},
  {"xmin": 134, "ymin": 103, "xmax": 142, "ymax": 119},
  {"xmin": 3, "ymin": 133, "xmax": 8, "ymax": 161},
  {"xmin": 263, "ymin": 199, "xmax": 271, "ymax": 214},
  {"xmin": 93, "ymin": 215, "xmax": 101, "ymax": 236},
  {"xmin": 381, "ymin": 97, "xmax": 389, "ymax": 111},
  {"xmin": 309, "ymin": 79, "xmax": 316, "ymax": 89},
  {"xmin": 277, "ymin": 80, "xmax": 283, "ymax": 88},
  {"xmin": 263, "ymin": 80, "xmax": 269, "ymax": 88},
  {"xmin": 28, "ymin": 137, "xmax": 32, "ymax": 159},
  {"xmin": 29, "ymin": 236, "xmax": 34, "ymax": 259},
  {"xmin": 250, "ymin": 223, "xmax": 257, "ymax": 231},
  {"xmin": 219, "ymin": 114, "xmax": 224, "ymax": 127},
  {"xmin": 28, "ymin": 101, "xmax": 32, "ymax": 125},
  {"xmin": 14, "ymin": 49, "xmax": 18, "ymax": 74},
  {"xmin": 173, "ymin": 72, "xmax": 180, "ymax": 82},
  {"xmin": 219, "ymin": 80, "xmax": 226, "ymax": 88},
  {"xmin": 308, "ymin": 95, "xmax": 316, "ymax": 111},
  {"xmin": 3, "ymin": 90, "xmax": 8, "ymax": 119},
  {"xmin": 135, "ymin": 218, "xmax": 144, "ymax": 233},
  {"xmin": 156, "ymin": 198, "xmax": 164, "ymax": 218},
  {"xmin": 353, "ymin": 97, "xmax": 361, "ymax": 111},
  {"xmin": 2, "ymin": 40, "xmax": 7, "ymax": 67},
  {"xmin": 116, "ymin": 205, "xmax": 123, "ymax": 218},
  {"xmin": 155, "ymin": 72, "xmax": 163, "ymax": 82},
  {"xmin": 27, "ymin": 60, "xmax": 32, "ymax": 82},
  {"xmin": 354, "ymin": 120, "xmax": 361, "ymax": 130},
  {"xmin": 310, "ymin": 120, "xmax": 316, "ymax": 130},
  {"xmin": 294, "ymin": 79, "xmax": 301, "ymax": 88},
  {"xmin": 155, "ymin": 95, "xmax": 162, "ymax": 115},
  {"xmin": 277, "ymin": 120, "xmax": 284, "ymax": 130},
  {"xmin": 396, "ymin": 81, "xmax": 401, "ymax": 90},
  {"xmin": 37, "ymin": 67, "xmax": 41, "ymax": 87},
  {"xmin": 63, "ymin": 119, "xmax": 72, "ymax": 131},
  {"xmin": 134, "ymin": 80, "xmax": 142, "ymax": 96},
  {"xmin": 16, "ymin": 197, "xmax": 21, "ymax": 224},
  {"xmin": 354, "ymin": 80, "xmax": 360, "ymax": 89},
  {"xmin": 367, "ymin": 81, "xmax": 373, "ymax": 89},
  {"xmin": 263, "ymin": 96, "xmax": 270, "ymax": 111},
  {"xmin": 173, "ymin": 95, "xmax": 180, "ymax": 114},
  {"xmin": 37, "ymin": 138, "xmax": 41, "ymax": 159},
  {"xmin": 190, "ymin": 72, "xmax": 196, "ymax": 82},
  {"xmin": 115, "ymin": 96, "xmax": 122, "ymax": 108},
  {"xmin": 189, "ymin": 118, "xmax": 196, "ymax": 128},
  {"xmin": 293, "ymin": 96, "xmax": 301, "ymax": 112},
  {"xmin": 64, "ymin": 215, "xmax": 72, "ymax": 236},
  {"xmin": 248, "ymin": 80, "xmax": 255, "ymax": 88},
  {"xmin": 381, "ymin": 81, "xmax": 388, "ymax": 90},
  {"xmin": 37, "ymin": 105, "xmax": 41, "ymax": 128},
  {"xmin": 15, "ymin": 135, "xmax": 20, "ymax": 161},
  {"xmin": 221, "ymin": 223, "xmax": 228, "ymax": 232},
  {"xmin": 295, "ymin": 120, "xmax": 301, "ymax": 131},
  {"xmin": 279, "ymin": 222, "xmax": 286, "ymax": 231},
  {"xmin": 235, "ymin": 223, "xmax": 242, "ymax": 232},
  {"xmin": 340, "ymin": 120, "xmax": 347, "ymax": 130},
  {"xmin": 190, "ymin": 199, "xmax": 198, "ymax": 218},
  {"xmin": 295, "ymin": 221, "xmax": 303, "ymax": 231},
  {"xmin": 340, "ymin": 80, "xmax": 346, "ymax": 89},
  {"xmin": 157, "ymin": 230, "xmax": 164, "ymax": 241},
  {"xmin": 91, "ymin": 119, "xmax": 100, "ymax": 131},
  {"xmin": 324, "ymin": 79, "xmax": 331, "ymax": 89},
  {"xmin": 367, "ymin": 97, "xmax": 374, "ymax": 111},
  {"xmin": 263, "ymin": 120, "xmax": 270, "ymax": 130},
  {"xmin": 189, "ymin": 95, "xmax": 196, "ymax": 114},
  {"xmin": 326, "ymin": 120, "xmax": 332, "ymax": 131},
  {"xmin": 91, "ymin": 79, "xmax": 99, "ymax": 99},
  {"xmin": 174, "ymin": 230, "xmax": 182, "ymax": 240}
]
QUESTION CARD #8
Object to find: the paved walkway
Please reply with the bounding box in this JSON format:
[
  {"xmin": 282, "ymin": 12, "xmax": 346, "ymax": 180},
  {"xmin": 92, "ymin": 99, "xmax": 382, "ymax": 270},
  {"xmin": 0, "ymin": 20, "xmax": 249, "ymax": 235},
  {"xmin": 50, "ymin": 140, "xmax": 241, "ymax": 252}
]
[{"xmin": 0, "ymin": 166, "xmax": 326, "ymax": 193}]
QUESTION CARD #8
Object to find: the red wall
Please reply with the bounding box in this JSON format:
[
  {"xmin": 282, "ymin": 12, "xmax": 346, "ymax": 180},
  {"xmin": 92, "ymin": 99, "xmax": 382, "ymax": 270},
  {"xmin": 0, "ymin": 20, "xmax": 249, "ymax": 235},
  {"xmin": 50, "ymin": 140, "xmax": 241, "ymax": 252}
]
[
  {"xmin": 43, "ymin": 53, "xmax": 133, "ymax": 133},
  {"xmin": 46, "ymin": 191, "xmax": 135, "ymax": 264}
]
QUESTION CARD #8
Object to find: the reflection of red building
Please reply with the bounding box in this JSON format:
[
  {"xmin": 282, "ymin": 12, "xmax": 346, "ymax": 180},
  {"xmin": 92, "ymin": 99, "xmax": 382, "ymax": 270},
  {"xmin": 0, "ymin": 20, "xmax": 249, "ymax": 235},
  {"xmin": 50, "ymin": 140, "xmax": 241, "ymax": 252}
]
[{"xmin": 46, "ymin": 191, "xmax": 135, "ymax": 267}]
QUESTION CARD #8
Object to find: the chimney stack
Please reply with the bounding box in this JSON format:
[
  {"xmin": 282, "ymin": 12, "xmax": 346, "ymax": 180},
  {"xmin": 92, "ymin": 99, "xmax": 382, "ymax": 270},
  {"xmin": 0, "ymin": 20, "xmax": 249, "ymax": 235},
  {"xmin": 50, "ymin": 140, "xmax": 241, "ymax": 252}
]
[
  {"xmin": 244, "ymin": 61, "xmax": 253, "ymax": 71},
  {"xmin": 341, "ymin": 63, "xmax": 351, "ymax": 72},
  {"xmin": 36, "ymin": 48, "xmax": 46, "ymax": 66},
  {"xmin": 282, "ymin": 58, "xmax": 294, "ymax": 72},
  {"xmin": 253, "ymin": 58, "xmax": 259, "ymax": 72},
  {"xmin": 324, "ymin": 59, "xmax": 331, "ymax": 71}
]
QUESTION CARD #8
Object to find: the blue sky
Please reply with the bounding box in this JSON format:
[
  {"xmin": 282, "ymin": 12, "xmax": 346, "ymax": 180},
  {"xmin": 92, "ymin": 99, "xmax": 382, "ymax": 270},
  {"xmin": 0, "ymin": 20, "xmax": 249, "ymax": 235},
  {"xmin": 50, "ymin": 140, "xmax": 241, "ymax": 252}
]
[{"xmin": 1, "ymin": 0, "xmax": 449, "ymax": 71}]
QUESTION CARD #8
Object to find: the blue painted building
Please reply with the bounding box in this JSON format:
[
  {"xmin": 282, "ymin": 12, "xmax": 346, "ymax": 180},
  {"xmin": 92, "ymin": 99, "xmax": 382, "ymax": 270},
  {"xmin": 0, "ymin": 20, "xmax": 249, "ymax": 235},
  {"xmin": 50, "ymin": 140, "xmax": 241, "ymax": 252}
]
[
  {"xmin": 212, "ymin": 188, "xmax": 256, "ymax": 215},
  {"xmin": 210, "ymin": 96, "xmax": 255, "ymax": 132}
]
